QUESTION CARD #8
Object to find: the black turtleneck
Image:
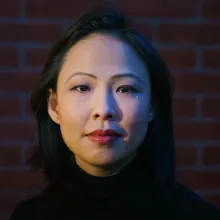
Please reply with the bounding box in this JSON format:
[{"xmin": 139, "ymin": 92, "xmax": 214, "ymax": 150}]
[
  {"xmin": 48, "ymin": 156, "xmax": 159, "ymax": 219},
  {"xmin": 10, "ymin": 157, "xmax": 220, "ymax": 220}
]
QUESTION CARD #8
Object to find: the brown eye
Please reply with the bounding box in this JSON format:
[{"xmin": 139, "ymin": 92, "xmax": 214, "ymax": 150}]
[
  {"xmin": 117, "ymin": 86, "xmax": 138, "ymax": 93},
  {"xmin": 71, "ymin": 85, "xmax": 90, "ymax": 92}
]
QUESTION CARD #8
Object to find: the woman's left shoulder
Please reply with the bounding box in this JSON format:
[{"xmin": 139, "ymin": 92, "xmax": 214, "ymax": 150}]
[{"xmin": 170, "ymin": 182, "xmax": 220, "ymax": 219}]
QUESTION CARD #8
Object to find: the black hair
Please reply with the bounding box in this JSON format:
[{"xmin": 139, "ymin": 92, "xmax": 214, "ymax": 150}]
[{"xmin": 29, "ymin": 5, "xmax": 176, "ymax": 202}]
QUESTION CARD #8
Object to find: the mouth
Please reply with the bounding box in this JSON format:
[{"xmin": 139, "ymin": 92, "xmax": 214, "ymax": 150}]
[
  {"xmin": 87, "ymin": 135, "xmax": 120, "ymax": 145},
  {"xmin": 86, "ymin": 129, "xmax": 122, "ymax": 137}
]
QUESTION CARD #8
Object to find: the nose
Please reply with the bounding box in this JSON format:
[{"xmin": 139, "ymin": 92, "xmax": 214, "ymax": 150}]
[{"xmin": 91, "ymin": 90, "xmax": 117, "ymax": 121}]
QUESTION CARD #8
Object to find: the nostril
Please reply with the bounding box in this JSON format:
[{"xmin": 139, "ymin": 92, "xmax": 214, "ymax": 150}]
[{"xmin": 94, "ymin": 113, "xmax": 114, "ymax": 119}]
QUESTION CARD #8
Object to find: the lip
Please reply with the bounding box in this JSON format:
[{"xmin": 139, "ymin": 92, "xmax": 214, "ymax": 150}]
[
  {"xmin": 87, "ymin": 129, "xmax": 121, "ymax": 136},
  {"xmin": 87, "ymin": 135, "xmax": 119, "ymax": 145}
]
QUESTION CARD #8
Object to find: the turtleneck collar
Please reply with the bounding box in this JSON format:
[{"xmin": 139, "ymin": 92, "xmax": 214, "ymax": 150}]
[
  {"xmin": 67, "ymin": 155, "xmax": 149, "ymax": 199},
  {"xmin": 37, "ymin": 155, "xmax": 170, "ymax": 216},
  {"xmin": 43, "ymin": 155, "xmax": 147, "ymax": 198}
]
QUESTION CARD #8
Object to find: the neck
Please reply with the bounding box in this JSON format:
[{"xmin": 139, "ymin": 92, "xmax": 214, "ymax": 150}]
[{"xmin": 75, "ymin": 154, "xmax": 136, "ymax": 177}]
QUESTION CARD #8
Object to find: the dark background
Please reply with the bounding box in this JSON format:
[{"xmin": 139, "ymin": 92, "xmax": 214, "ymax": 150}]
[{"xmin": 0, "ymin": 0, "xmax": 220, "ymax": 219}]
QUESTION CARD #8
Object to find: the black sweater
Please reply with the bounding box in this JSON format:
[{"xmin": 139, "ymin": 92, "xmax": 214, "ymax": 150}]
[{"xmin": 10, "ymin": 158, "xmax": 220, "ymax": 220}]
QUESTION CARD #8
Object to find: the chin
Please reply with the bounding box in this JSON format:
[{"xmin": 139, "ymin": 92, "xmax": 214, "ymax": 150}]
[{"xmin": 88, "ymin": 152, "xmax": 123, "ymax": 167}]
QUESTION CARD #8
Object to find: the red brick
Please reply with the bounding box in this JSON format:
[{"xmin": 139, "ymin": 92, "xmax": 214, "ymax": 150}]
[
  {"xmin": 203, "ymin": 194, "xmax": 220, "ymax": 208},
  {"xmin": 0, "ymin": 0, "xmax": 19, "ymax": 18},
  {"xmin": 158, "ymin": 49, "xmax": 196, "ymax": 68},
  {"xmin": 203, "ymin": 50, "xmax": 220, "ymax": 69},
  {"xmin": 175, "ymin": 146, "xmax": 197, "ymax": 166},
  {"xmin": 0, "ymin": 170, "xmax": 46, "ymax": 190},
  {"xmin": 173, "ymin": 97, "xmax": 197, "ymax": 117},
  {"xmin": 111, "ymin": 0, "xmax": 197, "ymax": 18},
  {"xmin": 178, "ymin": 170, "xmax": 220, "ymax": 189},
  {"xmin": 0, "ymin": 23, "xmax": 62, "ymax": 42},
  {"xmin": 26, "ymin": 0, "xmax": 105, "ymax": 18},
  {"xmin": 202, "ymin": 0, "xmax": 220, "ymax": 18},
  {"xmin": 0, "ymin": 94, "xmax": 21, "ymax": 117},
  {"xmin": 0, "ymin": 120, "xmax": 35, "ymax": 141},
  {"xmin": 157, "ymin": 23, "xmax": 220, "ymax": 44},
  {"xmin": 0, "ymin": 146, "xmax": 21, "ymax": 165},
  {"xmin": 202, "ymin": 147, "xmax": 220, "ymax": 165},
  {"xmin": 173, "ymin": 73, "xmax": 220, "ymax": 94},
  {"xmin": 25, "ymin": 48, "xmax": 51, "ymax": 67},
  {"xmin": 202, "ymin": 97, "xmax": 220, "ymax": 117},
  {"xmin": 0, "ymin": 73, "xmax": 40, "ymax": 92},
  {"xmin": 0, "ymin": 47, "xmax": 18, "ymax": 67},
  {"xmin": 174, "ymin": 122, "xmax": 220, "ymax": 141}
]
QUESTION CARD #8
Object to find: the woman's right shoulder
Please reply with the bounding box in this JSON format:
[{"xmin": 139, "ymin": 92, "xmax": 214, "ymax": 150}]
[
  {"xmin": 10, "ymin": 199, "xmax": 37, "ymax": 220},
  {"xmin": 9, "ymin": 194, "xmax": 57, "ymax": 220}
]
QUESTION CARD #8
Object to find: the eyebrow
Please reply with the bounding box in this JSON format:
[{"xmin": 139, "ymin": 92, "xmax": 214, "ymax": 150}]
[{"xmin": 64, "ymin": 71, "xmax": 145, "ymax": 84}]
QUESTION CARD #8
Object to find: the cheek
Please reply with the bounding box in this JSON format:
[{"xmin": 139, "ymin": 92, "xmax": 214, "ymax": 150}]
[
  {"xmin": 121, "ymin": 100, "xmax": 149, "ymax": 146},
  {"xmin": 57, "ymin": 101, "xmax": 85, "ymax": 128},
  {"xmin": 57, "ymin": 94, "xmax": 88, "ymax": 122},
  {"xmin": 58, "ymin": 105, "xmax": 84, "ymax": 148},
  {"xmin": 122, "ymin": 98, "xmax": 149, "ymax": 121},
  {"xmin": 120, "ymin": 99, "xmax": 150, "ymax": 134}
]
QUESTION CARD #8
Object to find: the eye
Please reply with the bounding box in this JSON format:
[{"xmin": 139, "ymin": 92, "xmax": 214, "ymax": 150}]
[
  {"xmin": 71, "ymin": 85, "xmax": 138, "ymax": 93},
  {"xmin": 116, "ymin": 86, "xmax": 138, "ymax": 93},
  {"xmin": 71, "ymin": 85, "xmax": 90, "ymax": 92}
]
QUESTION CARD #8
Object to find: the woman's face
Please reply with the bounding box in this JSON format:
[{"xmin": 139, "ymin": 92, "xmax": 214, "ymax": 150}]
[{"xmin": 48, "ymin": 34, "xmax": 153, "ymax": 176}]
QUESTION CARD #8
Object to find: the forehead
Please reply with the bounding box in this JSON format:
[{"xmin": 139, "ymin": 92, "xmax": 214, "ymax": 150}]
[{"xmin": 59, "ymin": 34, "xmax": 149, "ymax": 82}]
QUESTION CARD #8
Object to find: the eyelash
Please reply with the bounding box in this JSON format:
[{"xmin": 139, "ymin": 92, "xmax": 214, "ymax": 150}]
[{"xmin": 71, "ymin": 85, "xmax": 138, "ymax": 93}]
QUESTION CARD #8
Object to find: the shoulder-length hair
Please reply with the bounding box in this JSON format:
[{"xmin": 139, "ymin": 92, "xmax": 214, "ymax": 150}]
[{"xmin": 29, "ymin": 5, "xmax": 176, "ymax": 200}]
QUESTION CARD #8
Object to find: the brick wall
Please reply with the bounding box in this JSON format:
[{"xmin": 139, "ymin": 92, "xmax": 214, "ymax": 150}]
[{"xmin": 0, "ymin": 0, "xmax": 220, "ymax": 219}]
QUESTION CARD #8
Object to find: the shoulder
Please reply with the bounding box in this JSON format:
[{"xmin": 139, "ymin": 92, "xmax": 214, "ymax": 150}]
[
  {"xmin": 10, "ymin": 199, "xmax": 36, "ymax": 220},
  {"xmin": 9, "ymin": 194, "xmax": 58, "ymax": 220},
  {"xmin": 170, "ymin": 182, "xmax": 220, "ymax": 219}
]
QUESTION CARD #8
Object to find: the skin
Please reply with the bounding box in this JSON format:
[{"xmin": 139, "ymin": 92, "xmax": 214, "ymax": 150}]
[{"xmin": 48, "ymin": 33, "xmax": 153, "ymax": 177}]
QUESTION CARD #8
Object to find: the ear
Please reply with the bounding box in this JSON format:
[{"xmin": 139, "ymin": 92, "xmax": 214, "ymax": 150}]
[
  {"xmin": 48, "ymin": 89, "xmax": 60, "ymax": 125},
  {"xmin": 148, "ymin": 107, "xmax": 154, "ymax": 122}
]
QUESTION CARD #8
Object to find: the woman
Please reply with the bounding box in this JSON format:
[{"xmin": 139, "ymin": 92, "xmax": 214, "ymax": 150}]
[{"xmin": 10, "ymin": 5, "xmax": 219, "ymax": 220}]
